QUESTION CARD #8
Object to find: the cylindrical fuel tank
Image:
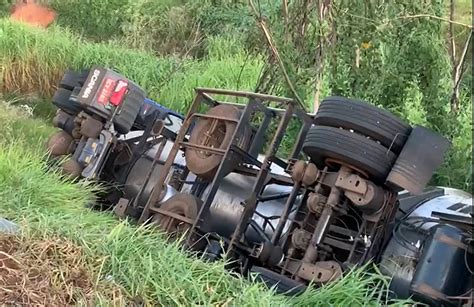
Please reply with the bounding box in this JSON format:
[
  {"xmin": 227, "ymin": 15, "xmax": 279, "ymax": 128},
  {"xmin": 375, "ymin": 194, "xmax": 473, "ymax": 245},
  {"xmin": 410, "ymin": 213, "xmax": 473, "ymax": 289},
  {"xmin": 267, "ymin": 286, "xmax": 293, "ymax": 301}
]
[
  {"xmin": 183, "ymin": 172, "xmax": 300, "ymax": 243},
  {"xmin": 124, "ymin": 142, "xmax": 299, "ymax": 243},
  {"xmin": 122, "ymin": 141, "xmax": 183, "ymax": 208}
]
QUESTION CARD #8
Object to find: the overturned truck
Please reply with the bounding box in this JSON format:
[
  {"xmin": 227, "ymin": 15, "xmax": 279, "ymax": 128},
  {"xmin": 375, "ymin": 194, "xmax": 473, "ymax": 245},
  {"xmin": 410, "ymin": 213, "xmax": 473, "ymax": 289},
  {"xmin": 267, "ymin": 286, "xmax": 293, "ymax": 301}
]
[{"xmin": 46, "ymin": 66, "xmax": 473, "ymax": 306}]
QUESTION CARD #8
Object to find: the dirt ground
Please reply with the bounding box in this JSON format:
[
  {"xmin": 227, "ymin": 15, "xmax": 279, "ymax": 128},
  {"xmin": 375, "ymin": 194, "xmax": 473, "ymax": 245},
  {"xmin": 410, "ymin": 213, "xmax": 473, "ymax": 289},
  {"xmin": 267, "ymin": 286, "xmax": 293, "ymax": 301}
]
[{"xmin": 0, "ymin": 234, "xmax": 121, "ymax": 306}]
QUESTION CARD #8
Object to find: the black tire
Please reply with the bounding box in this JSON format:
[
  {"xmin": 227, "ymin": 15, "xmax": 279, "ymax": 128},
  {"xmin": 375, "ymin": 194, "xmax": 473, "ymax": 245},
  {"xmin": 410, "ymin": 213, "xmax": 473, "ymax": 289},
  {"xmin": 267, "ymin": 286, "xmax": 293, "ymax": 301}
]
[
  {"xmin": 46, "ymin": 131, "xmax": 74, "ymax": 156},
  {"xmin": 59, "ymin": 70, "xmax": 80, "ymax": 90},
  {"xmin": 302, "ymin": 126, "xmax": 396, "ymax": 182},
  {"xmin": 52, "ymin": 110, "xmax": 76, "ymax": 136},
  {"xmin": 152, "ymin": 193, "xmax": 201, "ymax": 236},
  {"xmin": 386, "ymin": 126, "xmax": 450, "ymax": 194},
  {"xmin": 52, "ymin": 88, "xmax": 82, "ymax": 115},
  {"xmin": 61, "ymin": 159, "xmax": 83, "ymax": 179},
  {"xmin": 314, "ymin": 96, "xmax": 411, "ymax": 154},
  {"xmin": 59, "ymin": 69, "xmax": 90, "ymax": 90},
  {"xmin": 77, "ymin": 69, "xmax": 90, "ymax": 86}
]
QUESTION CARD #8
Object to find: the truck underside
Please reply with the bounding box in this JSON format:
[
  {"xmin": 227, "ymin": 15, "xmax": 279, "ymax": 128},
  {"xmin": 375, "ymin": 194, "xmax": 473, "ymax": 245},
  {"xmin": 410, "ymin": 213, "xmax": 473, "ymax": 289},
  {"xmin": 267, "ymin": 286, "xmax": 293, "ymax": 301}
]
[{"xmin": 45, "ymin": 67, "xmax": 473, "ymax": 306}]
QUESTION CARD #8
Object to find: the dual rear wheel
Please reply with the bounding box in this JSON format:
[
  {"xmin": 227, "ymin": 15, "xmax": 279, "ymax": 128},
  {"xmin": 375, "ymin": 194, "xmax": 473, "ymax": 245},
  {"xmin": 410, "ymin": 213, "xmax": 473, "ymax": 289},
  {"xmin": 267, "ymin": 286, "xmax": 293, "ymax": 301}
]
[
  {"xmin": 303, "ymin": 96, "xmax": 411, "ymax": 183},
  {"xmin": 52, "ymin": 70, "xmax": 89, "ymax": 115}
]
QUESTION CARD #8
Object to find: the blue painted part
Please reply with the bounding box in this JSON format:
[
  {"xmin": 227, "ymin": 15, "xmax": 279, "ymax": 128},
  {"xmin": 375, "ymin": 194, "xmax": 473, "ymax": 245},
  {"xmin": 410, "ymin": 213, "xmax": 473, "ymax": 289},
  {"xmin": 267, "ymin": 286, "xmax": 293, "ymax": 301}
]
[{"xmin": 144, "ymin": 98, "xmax": 184, "ymax": 119}]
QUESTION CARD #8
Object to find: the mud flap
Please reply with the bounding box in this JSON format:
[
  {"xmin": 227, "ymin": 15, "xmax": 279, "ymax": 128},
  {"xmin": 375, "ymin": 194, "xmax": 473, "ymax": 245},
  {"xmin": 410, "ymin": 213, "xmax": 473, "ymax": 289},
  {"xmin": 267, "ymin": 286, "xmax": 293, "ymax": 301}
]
[{"xmin": 386, "ymin": 126, "xmax": 450, "ymax": 194}]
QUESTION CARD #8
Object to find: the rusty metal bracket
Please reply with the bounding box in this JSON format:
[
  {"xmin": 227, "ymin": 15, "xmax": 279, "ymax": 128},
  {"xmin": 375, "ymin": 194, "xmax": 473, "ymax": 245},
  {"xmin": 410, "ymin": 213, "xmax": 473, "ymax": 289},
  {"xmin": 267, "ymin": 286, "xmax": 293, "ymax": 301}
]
[
  {"xmin": 227, "ymin": 103, "xmax": 295, "ymax": 253},
  {"xmin": 335, "ymin": 173, "xmax": 368, "ymax": 195},
  {"xmin": 188, "ymin": 112, "xmax": 240, "ymax": 124},
  {"xmin": 180, "ymin": 142, "xmax": 227, "ymax": 155},
  {"xmin": 297, "ymin": 261, "xmax": 342, "ymax": 283},
  {"xmin": 113, "ymin": 198, "xmax": 132, "ymax": 219},
  {"xmin": 150, "ymin": 207, "xmax": 195, "ymax": 226}
]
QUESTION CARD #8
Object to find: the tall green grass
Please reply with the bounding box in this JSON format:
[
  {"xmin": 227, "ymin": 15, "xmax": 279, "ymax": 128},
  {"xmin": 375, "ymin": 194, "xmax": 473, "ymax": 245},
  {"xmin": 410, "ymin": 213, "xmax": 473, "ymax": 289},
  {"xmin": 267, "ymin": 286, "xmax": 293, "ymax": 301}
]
[
  {"xmin": 0, "ymin": 19, "xmax": 261, "ymax": 113},
  {"xmin": 0, "ymin": 17, "xmax": 471, "ymax": 193},
  {"xmin": 0, "ymin": 101, "xmax": 55, "ymax": 147},
  {"xmin": 39, "ymin": 0, "xmax": 251, "ymax": 56},
  {"xmin": 0, "ymin": 101, "xmax": 402, "ymax": 305}
]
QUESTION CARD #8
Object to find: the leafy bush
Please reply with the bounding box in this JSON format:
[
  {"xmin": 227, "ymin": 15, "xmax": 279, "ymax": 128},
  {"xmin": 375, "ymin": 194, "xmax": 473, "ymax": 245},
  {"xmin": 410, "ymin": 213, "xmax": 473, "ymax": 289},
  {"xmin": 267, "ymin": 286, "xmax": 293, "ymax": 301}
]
[
  {"xmin": 0, "ymin": 0, "xmax": 14, "ymax": 17},
  {"xmin": 35, "ymin": 0, "xmax": 253, "ymax": 56},
  {"xmin": 118, "ymin": 1, "xmax": 200, "ymax": 55},
  {"xmin": 44, "ymin": 0, "xmax": 130, "ymax": 40},
  {"xmin": 192, "ymin": 0, "xmax": 254, "ymax": 36},
  {"xmin": 250, "ymin": 0, "xmax": 472, "ymax": 192}
]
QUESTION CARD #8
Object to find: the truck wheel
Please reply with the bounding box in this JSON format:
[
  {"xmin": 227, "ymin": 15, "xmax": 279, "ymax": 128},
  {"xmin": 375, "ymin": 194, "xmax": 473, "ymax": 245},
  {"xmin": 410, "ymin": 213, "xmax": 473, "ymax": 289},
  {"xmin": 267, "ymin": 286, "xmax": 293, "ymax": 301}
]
[
  {"xmin": 152, "ymin": 193, "xmax": 200, "ymax": 236},
  {"xmin": 186, "ymin": 104, "xmax": 246, "ymax": 179},
  {"xmin": 79, "ymin": 116, "xmax": 104, "ymax": 139},
  {"xmin": 77, "ymin": 69, "xmax": 90, "ymax": 86},
  {"xmin": 46, "ymin": 131, "xmax": 74, "ymax": 156},
  {"xmin": 59, "ymin": 70, "xmax": 80, "ymax": 90},
  {"xmin": 61, "ymin": 158, "xmax": 83, "ymax": 179},
  {"xmin": 313, "ymin": 96, "xmax": 411, "ymax": 154},
  {"xmin": 59, "ymin": 69, "xmax": 90, "ymax": 90},
  {"xmin": 52, "ymin": 88, "xmax": 82, "ymax": 115},
  {"xmin": 302, "ymin": 126, "xmax": 396, "ymax": 183}
]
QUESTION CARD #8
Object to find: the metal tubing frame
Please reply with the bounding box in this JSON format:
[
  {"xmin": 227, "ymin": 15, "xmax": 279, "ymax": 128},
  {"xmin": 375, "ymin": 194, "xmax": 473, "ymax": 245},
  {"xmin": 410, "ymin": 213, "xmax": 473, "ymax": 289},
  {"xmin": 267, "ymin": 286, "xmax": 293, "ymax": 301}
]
[
  {"xmin": 289, "ymin": 108, "xmax": 313, "ymax": 160},
  {"xmin": 188, "ymin": 113, "xmax": 240, "ymax": 123},
  {"xmin": 139, "ymin": 88, "xmax": 313, "ymax": 257},
  {"xmin": 271, "ymin": 182, "xmax": 301, "ymax": 245},
  {"xmin": 248, "ymin": 107, "xmax": 274, "ymax": 157},
  {"xmin": 196, "ymin": 87, "xmax": 295, "ymax": 104},
  {"xmin": 180, "ymin": 142, "xmax": 227, "ymax": 155},
  {"xmin": 226, "ymin": 103, "xmax": 295, "ymax": 254},
  {"xmin": 138, "ymin": 93, "xmax": 204, "ymax": 223},
  {"xmin": 185, "ymin": 98, "xmax": 262, "ymax": 246}
]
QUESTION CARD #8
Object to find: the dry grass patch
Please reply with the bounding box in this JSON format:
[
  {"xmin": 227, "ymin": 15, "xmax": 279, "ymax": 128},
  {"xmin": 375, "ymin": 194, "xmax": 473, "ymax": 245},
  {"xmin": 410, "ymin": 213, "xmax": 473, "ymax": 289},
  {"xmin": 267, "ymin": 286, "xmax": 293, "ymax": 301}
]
[{"xmin": 0, "ymin": 234, "xmax": 126, "ymax": 306}]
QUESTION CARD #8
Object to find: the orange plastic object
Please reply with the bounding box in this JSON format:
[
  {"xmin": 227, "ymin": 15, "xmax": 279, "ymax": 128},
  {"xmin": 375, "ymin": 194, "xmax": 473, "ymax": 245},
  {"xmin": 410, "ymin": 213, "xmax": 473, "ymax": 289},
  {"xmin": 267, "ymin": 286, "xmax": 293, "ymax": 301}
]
[{"xmin": 10, "ymin": 2, "xmax": 56, "ymax": 28}]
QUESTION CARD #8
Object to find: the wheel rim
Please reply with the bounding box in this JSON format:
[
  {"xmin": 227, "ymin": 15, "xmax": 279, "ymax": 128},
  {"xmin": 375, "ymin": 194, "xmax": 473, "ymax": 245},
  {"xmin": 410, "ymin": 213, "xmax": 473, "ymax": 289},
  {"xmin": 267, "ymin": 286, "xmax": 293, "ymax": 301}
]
[{"xmin": 195, "ymin": 119, "xmax": 226, "ymax": 158}]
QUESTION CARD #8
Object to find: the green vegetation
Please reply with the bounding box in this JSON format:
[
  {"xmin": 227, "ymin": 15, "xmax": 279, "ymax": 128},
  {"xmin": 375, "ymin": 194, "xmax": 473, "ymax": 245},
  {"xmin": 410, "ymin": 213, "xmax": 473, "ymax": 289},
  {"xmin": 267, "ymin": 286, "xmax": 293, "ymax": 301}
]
[
  {"xmin": 0, "ymin": 101, "xmax": 399, "ymax": 305},
  {"xmin": 0, "ymin": 0, "xmax": 471, "ymax": 304},
  {"xmin": 0, "ymin": 19, "xmax": 261, "ymax": 113},
  {"xmin": 1, "ymin": 0, "xmax": 470, "ymax": 192},
  {"xmin": 43, "ymin": 0, "xmax": 254, "ymax": 55}
]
